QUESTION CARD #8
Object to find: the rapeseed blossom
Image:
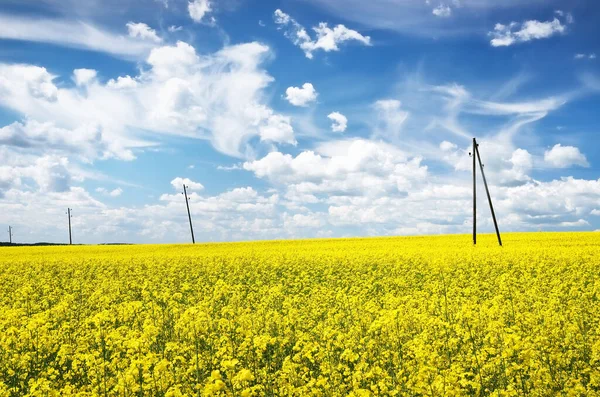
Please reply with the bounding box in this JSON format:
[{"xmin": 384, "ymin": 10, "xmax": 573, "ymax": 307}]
[{"xmin": 0, "ymin": 232, "xmax": 599, "ymax": 395}]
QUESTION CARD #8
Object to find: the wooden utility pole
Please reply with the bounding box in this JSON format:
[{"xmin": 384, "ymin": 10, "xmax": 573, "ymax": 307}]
[
  {"xmin": 183, "ymin": 185, "xmax": 195, "ymax": 244},
  {"xmin": 471, "ymin": 139, "xmax": 502, "ymax": 246},
  {"xmin": 67, "ymin": 208, "xmax": 73, "ymax": 245},
  {"xmin": 472, "ymin": 138, "xmax": 476, "ymax": 245}
]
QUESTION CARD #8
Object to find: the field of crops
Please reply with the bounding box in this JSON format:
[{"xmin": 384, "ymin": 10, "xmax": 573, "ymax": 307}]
[{"xmin": 0, "ymin": 232, "xmax": 599, "ymax": 396}]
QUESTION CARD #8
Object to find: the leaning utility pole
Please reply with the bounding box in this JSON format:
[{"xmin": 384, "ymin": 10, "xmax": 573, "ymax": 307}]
[
  {"xmin": 470, "ymin": 138, "xmax": 502, "ymax": 246},
  {"xmin": 66, "ymin": 208, "xmax": 73, "ymax": 245},
  {"xmin": 182, "ymin": 184, "xmax": 195, "ymax": 244},
  {"xmin": 8, "ymin": 226, "xmax": 13, "ymax": 244}
]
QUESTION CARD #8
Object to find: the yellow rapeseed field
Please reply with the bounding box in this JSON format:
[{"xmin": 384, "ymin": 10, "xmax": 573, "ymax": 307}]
[{"xmin": 1, "ymin": 232, "xmax": 599, "ymax": 396}]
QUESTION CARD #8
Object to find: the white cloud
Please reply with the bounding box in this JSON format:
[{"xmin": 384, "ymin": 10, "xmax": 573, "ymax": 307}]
[
  {"xmin": 0, "ymin": 64, "xmax": 58, "ymax": 102},
  {"xmin": 470, "ymin": 97, "xmax": 566, "ymax": 116},
  {"xmin": 126, "ymin": 22, "xmax": 162, "ymax": 43},
  {"xmin": 0, "ymin": 182, "xmax": 284, "ymax": 243},
  {"xmin": 505, "ymin": 148, "xmax": 533, "ymax": 183},
  {"xmin": 285, "ymin": 83, "xmax": 318, "ymax": 106},
  {"xmin": 440, "ymin": 141, "xmax": 457, "ymax": 151},
  {"xmin": 0, "ymin": 40, "xmax": 295, "ymax": 159},
  {"xmin": 432, "ymin": 5, "xmax": 451, "ymax": 17},
  {"xmin": 0, "ymin": 13, "xmax": 156, "ymax": 60},
  {"xmin": 2, "ymin": 42, "xmax": 599, "ymax": 243},
  {"xmin": 575, "ymin": 53, "xmax": 596, "ymax": 60},
  {"xmin": 244, "ymin": 139, "xmax": 427, "ymax": 198},
  {"xmin": 544, "ymin": 144, "xmax": 589, "ymax": 168},
  {"xmin": 273, "ymin": 9, "xmax": 371, "ymax": 59},
  {"xmin": 73, "ymin": 68, "xmax": 97, "ymax": 86},
  {"xmin": 106, "ymin": 75, "xmax": 138, "ymax": 89},
  {"xmin": 170, "ymin": 177, "xmax": 204, "ymax": 191},
  {"xmin": 259, "ymin": 115, "xmax": 296, "ymax": 145},
  {"xmin": 373, "ymin": 99, "xmax": 409, "ymax": 137},
  {"xmin": 0, "ymin": 120, "xmax": 119, "ymax": 161},
  {"xmin": 299, "ymin": 0, "xmax": 554, "ymax": 38},
  {"xmin": 283, "ymin": 212, "xmax": 324, "ymax": 228},
  {"xmin": 566, "ymin": 13, "xmax": 574, "ymax": 24},
  {"xmin": 168, "ymin": 25, "xmax": 183, "ymax": 33},
  {"xmin": 591, "ymin": 209, "xmax": 600, "ymax": 216},
  {"xmin": 327, "ymin": 112, "xmax": 348, "ymax": 132},
  {"xmin": 188, "ymin": 0, "xmax": 213, "ymax": 23},
  {"xmin": 0, "ymin": 154, "xmax": 73, "ymax": 195},
  {"xmin": 96, "ymin": 187, "xmax": 123, "ymax": 197},
  {"xmin": 490, "ymin": 17, "xmax": 566, "ymax": 47}
]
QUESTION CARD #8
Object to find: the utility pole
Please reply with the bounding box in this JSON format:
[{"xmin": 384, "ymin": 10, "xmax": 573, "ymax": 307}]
[
  {"xmin": 182, "ymin": 185, "xmax": 195, "ymax": 244},
  {"xmin": 66, "ymin": 208, "xmax": 73, "ymax": 245},
  {"xmin": 472, "ymin": 138, "xmax": 476, "ymax": 245},
  {"xmin": 471, "ymin": 139, "xmax": 502, "ymax": 247},
  {"xmin": 8, "ymin": 226, "xmax": 13, "ymax": 244}
]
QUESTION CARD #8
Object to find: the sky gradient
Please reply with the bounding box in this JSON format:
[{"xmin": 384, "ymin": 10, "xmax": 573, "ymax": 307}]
[{"xmin": 0, "ymin": 0, "xmax": 599, "ymax": 244}]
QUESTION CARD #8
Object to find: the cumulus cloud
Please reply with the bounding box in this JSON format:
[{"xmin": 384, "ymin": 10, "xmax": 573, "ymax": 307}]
[
  {"xmin": 489, "ymin": 17, "xmax": 567, "ymax": 47},
  {"xmin": 73, "ymin": 68, "xmax": 97, "ymax": 86},
  {"xmin": 170, "ymin": 177, "xmax": 204, "ymax": 191},
  {"xmin": 0, "ymin": 120, "xmax": 119, "ymax": 161},
  {"xmin": 106, "ymin": 75, "xmax": 138, "ymax": 89},
  {"xmin": 327, "ymin": 112, "xmax": 348, "ymax": 132},
  {"xmin": 0, "ymin": 40, "xmax": 295, "ymax": 159},
  {"xmin": 126, "ymin": 22, "xmax": 162, "ymax": 43},
  {"xmin": 259, "ymin": 115, "xmax": 296, "ymax": 145},
  {"xmin": 244, "ymin": 139, "xmax": 427, "ymax": 197},
  {"xmin": 544, "ymin": 144, "xmax": 589, "ymax": 168},
  {"xmin": 432, "ymin": 5, "xmax": 451, "ymax": 17},
  {"xmin": 188, "ymin": 0, "xmax": 213, "ymax": 23},
  {"xmin": 283, "ymin": 212, "xmax": 324, "ymax": 229},
  {"xmin": 0, "ymin": 154, "xmax": 73, "ymax": 195},
  {"xmin": 285, "ymin": 83, "xmax": 318, "ymax": 106},
  {"xmin": 273, "ymin": 9, "xmax": 371, "ymax": 59}
]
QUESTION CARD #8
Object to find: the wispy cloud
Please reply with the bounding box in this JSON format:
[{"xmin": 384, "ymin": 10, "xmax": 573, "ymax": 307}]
[
  {"xmin": 299, "ymin": 0, "xmax": 559, "ymax": 37},
  {"xmin": 0, "ymin": 14, "xmax": 156, "ymax": 59},
  {"xmin": 96, "ymin": 187, "xmax": 124, "ymax": 197},
  {"xmin": 575, "ymin": 53, "xmax": 596, "ymax": 60},
  {"xmin": 126, "ymin": 22, "xmax": 162, "ymax": 43}
]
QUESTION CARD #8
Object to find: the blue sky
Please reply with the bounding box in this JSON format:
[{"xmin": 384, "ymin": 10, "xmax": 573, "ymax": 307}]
[{"xmin": 0, "ymin": 0, "xmax": 599, "ymax": 243}]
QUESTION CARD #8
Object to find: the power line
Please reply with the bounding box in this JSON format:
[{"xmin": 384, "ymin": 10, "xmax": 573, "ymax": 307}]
[{"xmin": 182, "ymin": 184, "xmax": 195, "ymax": 244}]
